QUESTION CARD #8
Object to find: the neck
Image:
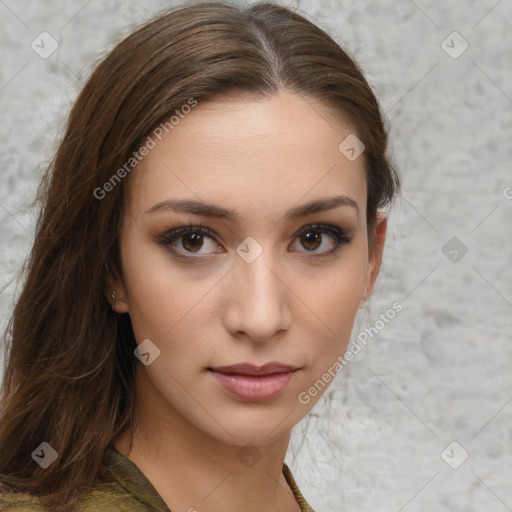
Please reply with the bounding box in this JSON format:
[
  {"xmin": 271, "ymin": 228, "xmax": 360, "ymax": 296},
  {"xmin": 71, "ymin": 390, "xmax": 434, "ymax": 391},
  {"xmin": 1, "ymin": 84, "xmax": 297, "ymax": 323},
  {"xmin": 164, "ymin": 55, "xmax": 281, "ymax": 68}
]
[{"xmin": 112, "ymin": 367, "xmax": 300, "ymax": 512}]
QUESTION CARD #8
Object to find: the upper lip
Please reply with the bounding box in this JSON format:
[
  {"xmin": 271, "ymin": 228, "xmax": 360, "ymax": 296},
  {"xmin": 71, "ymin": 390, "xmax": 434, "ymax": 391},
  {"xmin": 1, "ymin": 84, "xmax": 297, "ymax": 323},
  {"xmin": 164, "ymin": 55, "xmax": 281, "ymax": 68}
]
[{"xmin": 209, "ymin": 362, "xmax": 299, "ymax": 376}]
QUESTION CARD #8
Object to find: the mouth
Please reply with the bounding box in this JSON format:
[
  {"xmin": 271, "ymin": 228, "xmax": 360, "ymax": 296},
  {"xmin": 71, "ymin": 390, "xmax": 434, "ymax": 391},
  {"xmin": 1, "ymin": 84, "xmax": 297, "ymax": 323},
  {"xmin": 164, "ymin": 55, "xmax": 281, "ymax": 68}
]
[
  {"xmin": 207, "ymin": 362, "xmax": 300, "ymax": 402},
  {"xmin": 208, "ymin": 362, "xmax": 299, "ymax": 376}
]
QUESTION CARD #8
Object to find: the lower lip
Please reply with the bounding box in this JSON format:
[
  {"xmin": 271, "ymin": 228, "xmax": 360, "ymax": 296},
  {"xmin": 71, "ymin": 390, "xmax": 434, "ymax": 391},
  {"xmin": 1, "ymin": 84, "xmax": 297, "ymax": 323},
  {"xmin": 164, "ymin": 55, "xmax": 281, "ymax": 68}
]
[{"xmin": 208, "ymin": 370, "xmax": 296, "ymax": 402}]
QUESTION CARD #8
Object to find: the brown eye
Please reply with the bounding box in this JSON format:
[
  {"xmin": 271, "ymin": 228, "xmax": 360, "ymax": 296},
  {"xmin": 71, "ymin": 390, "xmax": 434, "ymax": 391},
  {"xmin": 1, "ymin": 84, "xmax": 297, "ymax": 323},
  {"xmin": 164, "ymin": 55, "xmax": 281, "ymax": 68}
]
[
  {"xmin": 158, "ymin": 225, "xmax": 221, "ymax": 257},
  {"xmin": 299, "ymin": 231, "xmax": 322, "ymax": 251},
  {"xmin": 181, "ymin": 232, "xmax": 205, "ymax": 252},
  {"xmin": 158, "ymin": 223, "xmax": 351, "ymax": 260},
  {"xmin": 292, "ymin": 224, "xmax": 351, "ymax": 257}
]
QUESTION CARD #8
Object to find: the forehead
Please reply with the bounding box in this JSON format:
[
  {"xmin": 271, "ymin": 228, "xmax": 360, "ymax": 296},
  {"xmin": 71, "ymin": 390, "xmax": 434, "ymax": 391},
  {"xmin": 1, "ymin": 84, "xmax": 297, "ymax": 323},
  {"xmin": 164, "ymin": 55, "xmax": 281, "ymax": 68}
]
[{"xmin": 125, "ymin": 91, "xmax": 367, "ymax": 225}]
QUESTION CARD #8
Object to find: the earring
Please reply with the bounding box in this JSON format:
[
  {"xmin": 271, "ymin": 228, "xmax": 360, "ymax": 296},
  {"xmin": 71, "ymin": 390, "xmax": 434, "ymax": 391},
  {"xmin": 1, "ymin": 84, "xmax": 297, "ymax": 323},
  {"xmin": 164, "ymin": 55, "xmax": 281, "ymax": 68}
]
[{"xmin": 111, "ymin": 290, "xmax": 116, "ymax": 301}]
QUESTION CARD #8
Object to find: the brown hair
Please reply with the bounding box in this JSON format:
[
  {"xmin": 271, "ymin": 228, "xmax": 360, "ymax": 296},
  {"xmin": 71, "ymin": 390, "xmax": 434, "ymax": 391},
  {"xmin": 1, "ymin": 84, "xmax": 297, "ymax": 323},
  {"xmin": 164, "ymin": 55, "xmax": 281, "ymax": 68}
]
[{"xmin": 0, "ymin": 1, "xmax": 399, "ymax": 510}]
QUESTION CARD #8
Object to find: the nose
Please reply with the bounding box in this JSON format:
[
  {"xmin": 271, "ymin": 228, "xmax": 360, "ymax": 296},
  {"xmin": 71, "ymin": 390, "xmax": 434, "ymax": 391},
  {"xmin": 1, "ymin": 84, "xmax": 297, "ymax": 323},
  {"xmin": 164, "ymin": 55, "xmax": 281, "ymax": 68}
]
[{"xmin": 223, "ymin": 244, "xmax": 292, "ymax": 343}]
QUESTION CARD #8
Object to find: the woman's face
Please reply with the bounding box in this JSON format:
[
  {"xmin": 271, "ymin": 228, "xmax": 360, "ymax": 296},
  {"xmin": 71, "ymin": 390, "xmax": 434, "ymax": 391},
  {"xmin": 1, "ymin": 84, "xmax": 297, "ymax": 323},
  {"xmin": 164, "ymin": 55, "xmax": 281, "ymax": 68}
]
[{"xmin": 113, "ymin": 90, "xmax": 385, "ymax": 447}]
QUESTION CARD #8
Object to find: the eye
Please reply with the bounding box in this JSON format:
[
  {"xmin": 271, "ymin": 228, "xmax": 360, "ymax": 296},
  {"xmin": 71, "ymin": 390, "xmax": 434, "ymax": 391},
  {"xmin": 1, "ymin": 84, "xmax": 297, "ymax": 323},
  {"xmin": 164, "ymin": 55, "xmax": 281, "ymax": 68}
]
[
  {"xmin": 291, "ymin": 224, "xmax": 351, "ymax": 257},
  {"xmin": 157, "ymin": 223, "xmax": 351, "ymax": 259},
  {"xmin": 157, "ymin": 223, "xmax": 222, "ymax": 257}
]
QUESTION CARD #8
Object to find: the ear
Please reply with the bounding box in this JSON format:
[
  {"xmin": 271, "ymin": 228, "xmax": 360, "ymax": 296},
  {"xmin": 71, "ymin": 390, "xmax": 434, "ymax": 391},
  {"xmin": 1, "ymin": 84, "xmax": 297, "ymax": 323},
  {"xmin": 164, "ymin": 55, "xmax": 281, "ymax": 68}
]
[
  {"xmin": 360, "ymin": 213, "xmax": 387, "ymax": 307},
  {"xmin": 105, "ymin": 265, "xmax": 130, "ymax": 314}
]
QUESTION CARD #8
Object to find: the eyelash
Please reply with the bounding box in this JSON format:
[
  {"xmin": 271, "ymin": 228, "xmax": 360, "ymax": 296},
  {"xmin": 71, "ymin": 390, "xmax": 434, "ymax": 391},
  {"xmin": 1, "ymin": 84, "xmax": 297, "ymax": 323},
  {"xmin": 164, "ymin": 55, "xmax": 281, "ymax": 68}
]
[{"xmin": 157, "ymin": 222, "xmax": 352, "ymax": 260}]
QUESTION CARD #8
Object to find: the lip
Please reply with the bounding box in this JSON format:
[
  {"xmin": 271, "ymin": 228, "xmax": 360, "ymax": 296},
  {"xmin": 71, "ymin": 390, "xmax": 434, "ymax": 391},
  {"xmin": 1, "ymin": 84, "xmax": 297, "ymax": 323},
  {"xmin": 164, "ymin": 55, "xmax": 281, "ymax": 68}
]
[
  {"xmin": 210, "ymin": 362, "xmax": 299, "ymax": 376},
  {"xmin": 207, "ymin": 362, "xmax": 299, "ymax": 402}
]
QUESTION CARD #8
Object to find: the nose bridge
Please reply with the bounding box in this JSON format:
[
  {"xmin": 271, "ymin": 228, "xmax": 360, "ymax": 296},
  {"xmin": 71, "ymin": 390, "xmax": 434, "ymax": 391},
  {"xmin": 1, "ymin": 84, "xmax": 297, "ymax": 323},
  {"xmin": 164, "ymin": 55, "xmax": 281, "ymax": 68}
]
[
  {"xmin": 237, "ymin": 240, "xmax": 281, "ymax": 308},
  {"xmin": 227, "ymin": 236, "xmax": 290, "ymax": 340}
]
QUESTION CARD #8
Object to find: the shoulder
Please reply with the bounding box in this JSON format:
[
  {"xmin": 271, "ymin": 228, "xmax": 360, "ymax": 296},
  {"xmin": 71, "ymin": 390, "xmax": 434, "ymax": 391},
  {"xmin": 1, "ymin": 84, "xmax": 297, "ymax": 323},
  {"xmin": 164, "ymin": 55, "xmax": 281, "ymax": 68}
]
[
  {"xmin": 0, "ymin": 491, "xmax": 46, "ymax": 511},
  {"xmin": 0, "ymin": 447, "xmax": 162, "ymax": 512},
  {"xmin": 75, "ymin": 482, "xmax": 150, "ymax": 510},
  {"xmin": 282, "ymin": 463, "xmax": 317, "ymax": 512},
  {"xmin": 0, "ymin": 482, "xmax": 145, "ymax": 511}
]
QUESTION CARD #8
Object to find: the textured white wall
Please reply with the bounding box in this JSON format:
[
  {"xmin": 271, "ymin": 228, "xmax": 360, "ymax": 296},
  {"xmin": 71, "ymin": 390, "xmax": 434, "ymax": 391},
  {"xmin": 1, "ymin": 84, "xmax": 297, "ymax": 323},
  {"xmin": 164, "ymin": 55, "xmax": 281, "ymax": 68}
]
[{"xmin": 1, "ymin": 1, "xmax": 511, "ymax": 511}]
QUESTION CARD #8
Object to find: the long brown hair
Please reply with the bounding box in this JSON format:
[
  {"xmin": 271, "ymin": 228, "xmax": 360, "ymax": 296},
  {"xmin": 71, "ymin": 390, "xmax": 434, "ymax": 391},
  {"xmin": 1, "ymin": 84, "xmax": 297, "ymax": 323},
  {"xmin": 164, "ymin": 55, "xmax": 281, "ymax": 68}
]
[{"xmin": 0, "ymin": 1, "xmax": 400, "ymax": 510}]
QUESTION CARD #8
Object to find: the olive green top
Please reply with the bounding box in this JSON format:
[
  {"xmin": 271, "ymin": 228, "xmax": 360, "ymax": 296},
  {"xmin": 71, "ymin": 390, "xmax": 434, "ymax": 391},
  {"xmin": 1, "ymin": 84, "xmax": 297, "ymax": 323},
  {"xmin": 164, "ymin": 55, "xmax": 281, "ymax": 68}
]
[{"xmin": 0, "ymin": 447, "xmax": 316, "ymax": 511}]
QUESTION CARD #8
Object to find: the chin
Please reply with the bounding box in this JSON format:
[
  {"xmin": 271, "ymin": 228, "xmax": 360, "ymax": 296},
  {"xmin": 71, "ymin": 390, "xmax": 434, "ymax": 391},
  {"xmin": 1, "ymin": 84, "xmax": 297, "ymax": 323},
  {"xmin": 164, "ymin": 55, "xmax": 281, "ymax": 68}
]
[{"xmin": 200, "ymin": 407, "xmax": 297, "ymax": 448}]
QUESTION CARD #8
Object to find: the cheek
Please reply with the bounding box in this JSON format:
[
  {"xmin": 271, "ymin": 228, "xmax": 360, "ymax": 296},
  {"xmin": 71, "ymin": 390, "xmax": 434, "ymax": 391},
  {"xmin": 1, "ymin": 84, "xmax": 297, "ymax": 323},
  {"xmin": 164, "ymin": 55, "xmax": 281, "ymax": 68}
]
[
  {"xmin": 305, "ymin": 247, "xmax": 368, "ymax": 349},
  {"xmin": 121, "ymin": 226, "xmax": 368, "ymax": 350},
  {"xmin": 120, "ymin": 240, "xmax": 227, "ymax": 373},
  {"xmin": 119, "ymin": 236, "xmax": 197, "ymax": 341}
]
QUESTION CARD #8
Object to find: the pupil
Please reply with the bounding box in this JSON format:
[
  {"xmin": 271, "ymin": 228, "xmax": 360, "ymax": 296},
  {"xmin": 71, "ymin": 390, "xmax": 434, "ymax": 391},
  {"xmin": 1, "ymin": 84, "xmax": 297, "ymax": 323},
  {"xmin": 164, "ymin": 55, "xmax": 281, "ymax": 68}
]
[
  {"xmin": 184, "ymin": 233, "xmax": 203, "ymax": 252},
  {"xmin": 303, "ymin": 231, "xmax": 320, "ymax": 250},
  {"xmin": 181, "ymin": 231, "xmax": 323, "ymax": 253}
]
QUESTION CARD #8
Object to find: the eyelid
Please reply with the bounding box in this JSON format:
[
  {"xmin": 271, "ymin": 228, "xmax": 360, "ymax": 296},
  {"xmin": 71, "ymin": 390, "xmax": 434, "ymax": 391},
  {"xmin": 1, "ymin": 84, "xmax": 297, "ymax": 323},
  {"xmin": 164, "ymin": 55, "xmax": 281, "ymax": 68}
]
[
  {"xmin": 157, "ymin": 222, "xmax": 352, "ymax": 258},
  {"xmin": 157, "ymin": 223, "xmax": 222, "ymax": 256}
]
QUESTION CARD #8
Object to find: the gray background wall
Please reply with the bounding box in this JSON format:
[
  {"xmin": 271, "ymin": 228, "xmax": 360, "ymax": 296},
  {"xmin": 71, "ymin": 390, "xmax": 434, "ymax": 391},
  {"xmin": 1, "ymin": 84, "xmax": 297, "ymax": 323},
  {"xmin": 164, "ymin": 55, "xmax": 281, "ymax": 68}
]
[{"xmin": 1, "ymin": 1, "xmax": 511, "ymax": 511}]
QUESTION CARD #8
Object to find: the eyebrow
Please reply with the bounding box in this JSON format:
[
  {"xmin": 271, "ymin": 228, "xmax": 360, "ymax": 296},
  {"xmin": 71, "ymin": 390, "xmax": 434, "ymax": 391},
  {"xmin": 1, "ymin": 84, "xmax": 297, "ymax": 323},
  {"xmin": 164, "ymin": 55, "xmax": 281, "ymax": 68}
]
[{"xmin": 144, "ymin": 195, "xmax": 359, "ymax": 221}]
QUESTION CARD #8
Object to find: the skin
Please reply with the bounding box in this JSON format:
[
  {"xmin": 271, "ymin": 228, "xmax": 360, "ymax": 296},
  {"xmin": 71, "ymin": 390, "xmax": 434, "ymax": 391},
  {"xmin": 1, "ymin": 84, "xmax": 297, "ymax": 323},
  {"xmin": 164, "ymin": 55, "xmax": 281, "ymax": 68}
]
[{"xmin": 110, "ymin": 90, "xmax": 386, "ymax": 512}]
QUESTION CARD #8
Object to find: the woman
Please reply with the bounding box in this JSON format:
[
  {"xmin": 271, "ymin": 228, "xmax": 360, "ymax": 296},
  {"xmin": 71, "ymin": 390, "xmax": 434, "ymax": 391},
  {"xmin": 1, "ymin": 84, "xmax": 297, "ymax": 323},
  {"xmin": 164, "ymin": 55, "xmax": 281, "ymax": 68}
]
[{"xmin": 0, "ymin": 1, "xmax": 400, "ymax": 510}]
